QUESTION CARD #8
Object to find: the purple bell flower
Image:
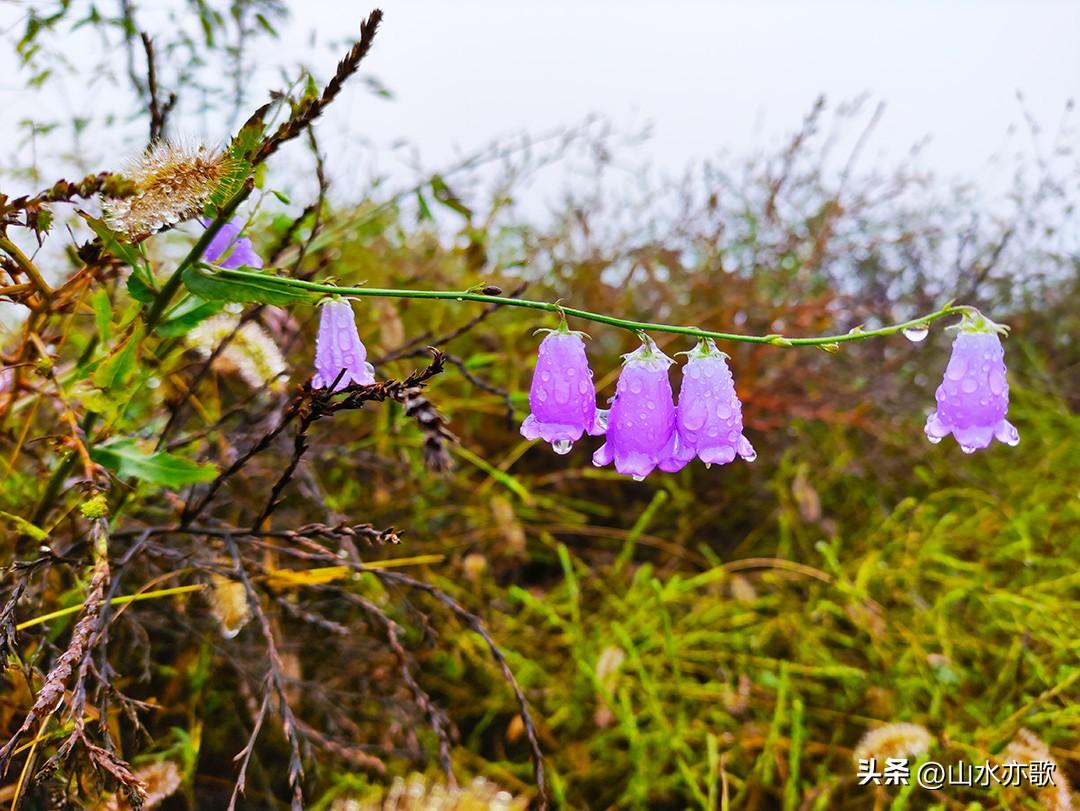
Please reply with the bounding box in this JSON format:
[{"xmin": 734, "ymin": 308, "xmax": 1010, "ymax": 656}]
[
  {"xmin": 203, "ymin": 217, "xmax": 263, "ymax": 269},
  {"xmin": 661, "ymin": 339, "xmax": 756, "ymax": 472},
  {"xmin": 924, "ymin": 313, "xmax": 1018, "ymax": 453},
  {"xmin": 312, "ymin": 297, "xmax": 376, "ymax": 391},
  {"xmin": 592, "ymin": 337, "xmax": 677, "ymax": 480},
  {"xmin": 520, "ymin": 328, "xmax": 605, "ymax": 454}
]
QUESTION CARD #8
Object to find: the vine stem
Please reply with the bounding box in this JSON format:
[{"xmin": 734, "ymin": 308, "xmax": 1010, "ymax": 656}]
[{"xmin": 193, "ymin": 264, "xmax": 974, "ymax": 347}]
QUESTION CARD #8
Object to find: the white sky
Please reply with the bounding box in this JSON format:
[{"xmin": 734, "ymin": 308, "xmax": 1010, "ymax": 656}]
[
  {"xmin": 307, "ymin": 0, "xmax": 1080, "ymax": 191},
  {"xmin": 1, "ymin": 0, "xmax": 1078, "ymax": 202}
]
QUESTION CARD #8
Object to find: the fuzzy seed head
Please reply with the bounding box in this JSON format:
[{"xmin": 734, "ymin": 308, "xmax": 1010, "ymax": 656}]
[
  {"xmin": 1003, "ymin": 729, "xmax": 1073, "ymax": 810},
  {"xmin": 187, "ymin": 314, "xmax": 288, "ymax": 391},
  {"xmin": 853, "ymin": 722, "xmax": 933, "ymax": 763},
  {"xmin": 103, "ymin": 141, "xmax": 235, "ymax": 238}
]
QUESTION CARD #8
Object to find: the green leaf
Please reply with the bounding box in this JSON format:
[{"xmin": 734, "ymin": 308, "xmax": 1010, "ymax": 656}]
[
  {"xmin": 91, "ymin": 287, "xmax": 112, "ymax": 342},
  {"xmin": 0, "ymin": 510, "xmax": 48, "ymax": 541},
  {"xmin": 416, "ymin": 189, "xmax": 433, "ymax": 223},
  {"xmin": 92, "ymin": 323, "xmax": 144, "ymax": 389},
  {"xmin": 157, "ymin": 296, "xmax": 225, "ymax": 337},
  {"xmin": 78, "ymin": 211, "xmax": 144, "ymax": 271},
  {"xmin": 90, "ymin": 438, "xmax": 219, "ymax": 487},
  {"xmin": 430, "ymin": 174, "xmax": 471, "ymax": 219},
  {"xmin": 127, "ymin": 272, "xmax": 157, "ymax": 303},
  {"xmin": 182, "ymin": 264, "xmax": 317, "ymax": 306}
]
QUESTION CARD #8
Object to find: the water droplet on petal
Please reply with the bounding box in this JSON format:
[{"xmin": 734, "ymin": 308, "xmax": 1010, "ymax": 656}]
[
  {"xmin": 927, "ymin": 435, "xmax": 942, "ymax": 444},
  {"xmin": 961, "ymin": 377, "xmax": 978, "ymax": 394},
  {"xmin": 902, "ymin": 325, "xmax": 929, "ymax": 342},
  {"xmin": 552, "ymin": 439, "xmax": 573, "ymax": 455},
  {"xmin": 632, "ymin": 474, "xmax": 646, "ymax": 482},
  {"xmin": 960, "ymin": 445, "xmax": 977, "ymax": 454}
]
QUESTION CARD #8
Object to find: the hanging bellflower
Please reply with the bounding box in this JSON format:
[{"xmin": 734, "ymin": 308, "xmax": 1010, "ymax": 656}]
[
  {"xmin": 520, "ymin": 326, "xmax": 605, "ymax": 454},
  {"xmin": 924, "ymin": 311, "xmax": 1018, "ymax": 453},
  {"xmin": 660, "ymin": 338, "xmax": 756, "ymax": 472},
  {"xmin": 592, "ymin": 336, "xmax": 677, "ymax": 480},
  {"xmin": 202, "ymin": 217, "xmax": 263, "ymax": 269},
  {"xmin": 312, "ymin": 297, "xmax": 376, "ymax": 392}
]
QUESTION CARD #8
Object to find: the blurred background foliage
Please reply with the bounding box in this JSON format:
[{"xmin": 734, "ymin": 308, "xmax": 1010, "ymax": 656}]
[{"xmin": 1, "ymin": 2, "xmax": 1078, "ymax": 809}]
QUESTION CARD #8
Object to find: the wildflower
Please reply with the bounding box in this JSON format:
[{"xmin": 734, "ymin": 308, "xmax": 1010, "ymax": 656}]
[
  {"xmin": 660, "ymin": 338, "xmax": 755, "ymax": 472},
  {"xmin": 202, "ymin": 217, "xmax": 263, "ymax": 268},
  {"xmin": 313, "ymin": 297, "xmax": 375, "ymax": 391},
  {"xmin": 186, "ymin": 313, "xmax": 287, "ymax": 391},
  {"xmin": 924, "ymin": 312, "xmax": 1018, "ymax": 453},
  {"xmin": 520, "ymin": 326, "xmax": 604, "ymax": 454},
  {"xmin": 853, "ymin": 722, "xmax": 933, "ymax": 764},
  {"xmin": 103, "ymin": 141, "xmax": 235, "ymax": 238},
  {"xmin": 592, "ymin": 336, "xmax": 676, "ymax": 480}
]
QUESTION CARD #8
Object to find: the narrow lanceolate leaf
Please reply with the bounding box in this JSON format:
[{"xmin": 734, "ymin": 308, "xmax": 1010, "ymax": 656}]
[
  {"xmin": 79, "ymin": 210, "xmax": 158, "ymax": 301},
  {"xmin": 182, "ymin": 263, "xmax": 317, "ymax": 306},
  {"xmin": 92, "ymin": 323, "xmax": 144, "ymax": 389},
  {"xmin": 90, "ymin": 438, "xmax": 218, "ymax": 487},
  {"xmin": 78, "ymin": 211, "xmax": 144, "ymax": 270},
  {"xmin": 156, "ymin": 294, "xmax": 225, "ymax": 338}
]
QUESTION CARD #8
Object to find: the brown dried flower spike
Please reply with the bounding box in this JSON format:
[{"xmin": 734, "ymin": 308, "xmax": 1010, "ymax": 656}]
[{"xmin": 103, "ymin": 141, "xmax": 235, "ymax": 239}]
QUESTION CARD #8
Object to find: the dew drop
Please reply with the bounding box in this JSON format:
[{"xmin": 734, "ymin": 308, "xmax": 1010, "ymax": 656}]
[
  {"xmin": 927, "ymin": 435, "xmax": 942, "ymax": 444},
  {"xmin": 632, "ymin": 475, "xmax": 646, "ymax": 482},
  {"xmin": 960, "ymin": 445, "xmax": 977, "ymax": 454},
  {"xmin": 961, "ymin": 377, "xmax": 978, "ymax": 394},
  {"xmin": 742, "ymin": 448, "xmax": 758, "ymax": 462},
  {"xmin": 988, "ymin": 370, "xmax": 1006, "ymax": 395},
  {"xmin": 902, "ymin": 325, "xmax": 929, "ymax": 342},
  {"xmin": 552, "ymin": 439, "xmax": 573, "ymax": 455}
]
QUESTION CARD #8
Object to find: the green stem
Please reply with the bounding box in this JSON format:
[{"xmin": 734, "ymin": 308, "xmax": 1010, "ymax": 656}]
[
  {"xmin": 195, "ymin": 264, "xmax": 973, "ymax": 348},
  {"xmin": 143, "ymin": 185, "xmax": 252, "ymax": 330},
  {"xmin": 31, "ymin": 411, "xmax": 98, "ymax": 527}
]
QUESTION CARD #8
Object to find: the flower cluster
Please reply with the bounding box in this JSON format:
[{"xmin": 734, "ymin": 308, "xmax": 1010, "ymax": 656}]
[
  {"xmin": 520, "ymin": 329, "xmax": 756, "ymax": 480},
  {"xmin": 518, "ymin": 311, "xmax": 1017, "ymax": 480}
]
